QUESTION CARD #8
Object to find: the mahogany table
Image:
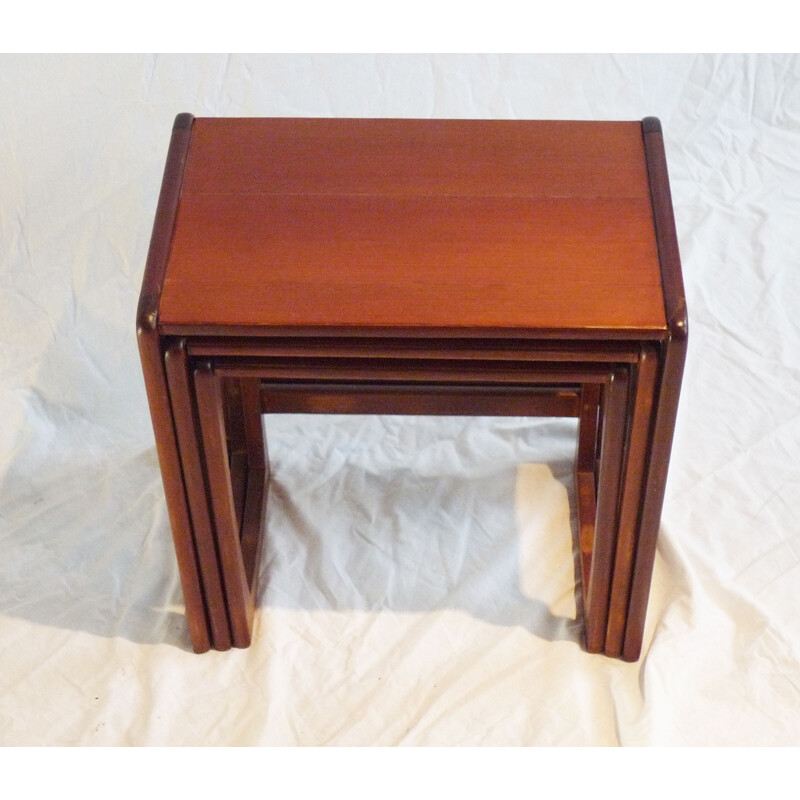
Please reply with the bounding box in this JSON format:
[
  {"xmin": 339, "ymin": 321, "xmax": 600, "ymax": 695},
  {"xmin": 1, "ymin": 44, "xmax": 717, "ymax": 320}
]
[{"xmin": 137, "ymin": 115, "xmax": 687, "ymax": 661}]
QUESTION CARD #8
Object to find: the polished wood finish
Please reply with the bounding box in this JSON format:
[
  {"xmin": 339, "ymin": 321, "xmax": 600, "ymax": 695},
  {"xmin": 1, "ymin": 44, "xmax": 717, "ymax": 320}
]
[
  {"xmin": 181, "ymin": 118, "xmax": 652, "ymax": 198},
  {"xmin": 159, "ymin": 118, "xmax": 666, "ymax": 337},
  {"xmin": 137, "ymin": 115, "xmax": 687, "ymax": 661},
  {"xmin": 164, "ymin": 341, "xmax": 231, "ymax": 651},
  {"xmin": 642, "ymin": 117, "xmax": 688, "ymax": 336},
  {"xmin": 211, "ymin": 357, "xmax": 619, "ymax": 385},
  {"xmin": 136, "ymin": 114, "xmax": 209, "ymax": 653},
  {"xmin": 187, "ymin": 337, "xmax": 642, "ymax": 363},
  {"xmin": 235, "ymin": 377, "xmax": 269, "ymax": 593},
  {"xmin": 194, "ymin": 364, "xmax": 255, "ymax": 648},
  {"xmin": 604, "ymin": 346, "xmax": 659, "ymax": 657},
  {"xmin": 576, "ymin": 383, "xmax": 601, "ymax": 594},
  {"xmin": 621, "ymin": 120, "xmax": 689, "ymax": 662},
  {"xmin": 584, "ymin": 367, "xmax": 629, "ymax": 653},
  {"xmin": 259, "ymin": 384, "xmax": 581, "ymax": 418},
  {"xmin": 161, "ymin": 196, "xmax": 665, "ymax": 333}
]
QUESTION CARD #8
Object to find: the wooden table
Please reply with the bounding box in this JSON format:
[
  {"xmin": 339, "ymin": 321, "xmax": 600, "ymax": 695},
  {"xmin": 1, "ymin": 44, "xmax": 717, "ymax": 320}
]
[{"xmin": 137, "ymin": 115, "xmax": 687, "ymax": 661}]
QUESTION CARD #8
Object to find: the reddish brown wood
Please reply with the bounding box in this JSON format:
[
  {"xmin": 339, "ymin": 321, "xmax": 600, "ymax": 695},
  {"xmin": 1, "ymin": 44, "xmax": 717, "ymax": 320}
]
[
  {"xmin": 212, "ymin": 358, "xmax": 615, "ymax": 385},
  {"xmin": 188, "ymin": 337, "xmax": 641, "ymax": 363},
  {"xmin": 164, "ymin": 322, "xmax": 669, "ymax": 341},
  {"xmin": 239, "ymin": 378, "xmax": 269, "ymax": 592},
  {"xmin": 575, "ymin": 383, "xmax": 602, "ymax": 598},
  {"xmin": 162, "ymin": 197, "xmax": 664, "ymax": 333},
  {"xmin": 604, "ymin": 346, "xmax": 659, "ymax": 657},
  {"xmin": 576, "ymin": 383, "xmax": 601, "ymax": 475},
  {"xmin": 136, "ymin": 113, "xmax": 210, "ymax": 653},
  {"xmin": 159, "ymin": 118, "xmax": 665, "ymax": 337},
  {"xmin": 181, "ymin": 118, "xmax": 652, "ymax": 199},
  {"xmin": 584, "ymin": 367, "xmax": 630, "ymax": 654},
  {"xmin": 260, "ymin": 384, "xmax": 581, "ymax": 418},
  {"xmin": 222, "ymin": 379, "xmax": 246, "ymax": 456},
  {"xmin": 622, "ymin": 332, "xmax": 688, "ymax": 661},
  {"xmin": 138, "ymin": 116, "xmax": 687, "ymax": 661},
  {"xmin": 575, "ymin": 381, "xmax": 601, "ymax": 598},
  {"xmin": 240, "ymin": 464, "xmax": 268, "ymax": 596},
  {"xmin": 619, "ymin": 119, "xmax": 689, "ymax": 662},
  {"xmin": 642, "ymin": 117, "xmax": 688, "ymax": 338},
  {"xmin": 241, "ymin": 379, "xmax": 267, "ymax": 471},
  {"xmin": 136, "ymin": 113, "xmax": 194, "ymax": 329},
  {"xmin": 194, "ymin": 363, "xmax": 255, "ymax": 648},
  {"xmin": 575, "ymin": 471, "xmax": 597, "ymax": 600},
  {"xmin": 222, "ymin": 380, "xmax": 248, "ymax": 531},
  {"xmin": 139, "ymin": 325, "xmax": 210, "ymax": 653},
  {"xmin": 163, "ymin": 341, "xmax": 232, "ymax": 651}
]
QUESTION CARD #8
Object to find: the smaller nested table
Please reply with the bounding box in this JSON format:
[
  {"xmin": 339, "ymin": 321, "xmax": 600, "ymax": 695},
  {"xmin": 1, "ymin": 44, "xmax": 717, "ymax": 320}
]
[{"xmin": 137, "ymin": 115, "xmax": 687, "ymax": 661}]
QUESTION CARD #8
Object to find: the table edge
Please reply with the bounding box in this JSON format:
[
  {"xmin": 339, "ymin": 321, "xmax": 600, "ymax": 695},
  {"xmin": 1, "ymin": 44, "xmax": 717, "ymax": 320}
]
[
  {"xmin": 157, "ymin": 322, "xmax": 669, "ymax": 341},
  {"xmin": 136, "ymin": 112, "xmax": 194, "ymax": 338},
  {"xmin": 141, "ymin": 115, "xmax": 682, "ymax": 345},
  {"xmin": 642, "ymin": 116, "xmax": 688, "ymax": 342}
]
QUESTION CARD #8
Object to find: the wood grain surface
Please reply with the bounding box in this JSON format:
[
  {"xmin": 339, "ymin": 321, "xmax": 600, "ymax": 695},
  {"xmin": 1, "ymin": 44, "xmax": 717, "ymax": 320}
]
[
  {"xmin": 139, "ymin": 115, "xmax": 686, "ymax": 660},
  {"xmin": 158, "ymin": 118, "xmax": 666, "ymax": 335}
]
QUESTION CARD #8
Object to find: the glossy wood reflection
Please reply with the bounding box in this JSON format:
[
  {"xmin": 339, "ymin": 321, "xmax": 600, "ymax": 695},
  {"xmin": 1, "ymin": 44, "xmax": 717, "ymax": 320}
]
[
  {"xmin": 159, "ymin": 118, "xmax": 666, "ymax": 335},
  {"xmin": 138, "ymin": 115, "xmax": 686, "ymax": 660}
]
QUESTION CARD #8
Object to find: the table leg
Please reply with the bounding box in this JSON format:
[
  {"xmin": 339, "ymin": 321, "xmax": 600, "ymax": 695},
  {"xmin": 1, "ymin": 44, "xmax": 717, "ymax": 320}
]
[
  {"xmin": 622, "ymin": 334, "xmax": 687, "ymax": 661},
  {"xmin": 221, "ymin": 375, "xmax": 270, "ymax": 597},
  {"xmin": 604, "ymin": 346, "xmax": 659, "ymax": 658},
  {"xmin": 239, "ymin": 379, "xmax": 269, "ymax": 594},
  {"xmin": 575, "ymin": 382, "xmax": 601, "ymax": 605},
  {"xmin": 193, "ymin": 362, "xmax": 257, "ymax": 648},
  {"xmin": 584, "ymin": 367, "xmax": 630, "ymax": 654},
  {"xmin": 136, "ymin": 116, "xmax": 209, "ymax": 652},
  {"xmin": 164, "ymin": 341, "xmax": 232, "ymax": 651},
  {"xmin": 137, "ymin": 330, "xmax": 210, "ymax": 653}
]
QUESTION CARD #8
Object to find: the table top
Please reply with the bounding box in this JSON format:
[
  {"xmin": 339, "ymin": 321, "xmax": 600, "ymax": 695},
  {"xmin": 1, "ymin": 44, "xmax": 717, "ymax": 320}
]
[{"xmin": 156, "ymin": 117, "xmax": 668, "ymax": 337}]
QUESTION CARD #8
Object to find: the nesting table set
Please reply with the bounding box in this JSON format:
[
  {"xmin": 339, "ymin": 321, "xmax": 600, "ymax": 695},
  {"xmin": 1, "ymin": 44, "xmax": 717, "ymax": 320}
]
[{"xmin": 137, "ymin": 115, "xmax": 686, "ymax": 661}]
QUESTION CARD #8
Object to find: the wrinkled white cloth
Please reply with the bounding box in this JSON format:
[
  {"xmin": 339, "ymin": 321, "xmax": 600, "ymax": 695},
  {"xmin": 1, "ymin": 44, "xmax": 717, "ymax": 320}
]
[{"xmin": 2, "ymin": 54, "xmax": 799, "ymax": 745}]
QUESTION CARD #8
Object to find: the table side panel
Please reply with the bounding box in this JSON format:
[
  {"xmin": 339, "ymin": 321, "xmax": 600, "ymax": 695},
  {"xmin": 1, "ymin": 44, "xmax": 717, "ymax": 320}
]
[
  {"xmin": 137, "ymin": 112, "xmax": 212, "ymax": 653},
  {"xmin": 642, "ymin": 117, "xmax": 688, "ymax": 338}
]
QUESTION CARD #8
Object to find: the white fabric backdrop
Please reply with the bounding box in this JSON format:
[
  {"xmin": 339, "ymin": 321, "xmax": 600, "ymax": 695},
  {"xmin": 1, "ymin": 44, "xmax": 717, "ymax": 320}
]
[{"xmin": 2, "ymin": 54, "xmax": 799, "ymax": 746}]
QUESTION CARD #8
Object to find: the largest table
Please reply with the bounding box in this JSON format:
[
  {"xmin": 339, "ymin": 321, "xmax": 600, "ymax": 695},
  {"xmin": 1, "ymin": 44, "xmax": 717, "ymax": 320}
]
[{"xmin": 137, "ymin": 115, "xmax": 687, "ymax": 661}]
